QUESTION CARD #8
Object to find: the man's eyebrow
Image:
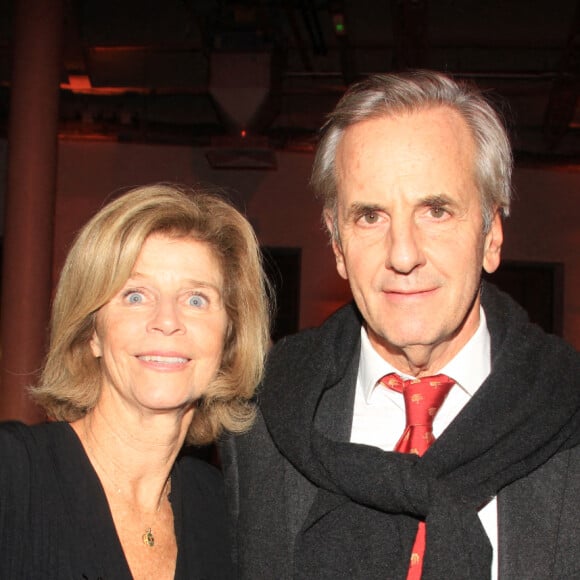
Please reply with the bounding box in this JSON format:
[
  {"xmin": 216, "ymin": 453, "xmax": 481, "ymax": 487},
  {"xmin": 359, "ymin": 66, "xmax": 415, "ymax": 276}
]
[
  {"xmin": 343, "ymin": 195, "xmax": 457, "ymax": 222},
  {"xmin": 345, "ymin": 201, "xmax": 384, "ymax": 219},
  {"xmin": 419, "ymin": 193, "xmax": 454, "ymax": 206}
]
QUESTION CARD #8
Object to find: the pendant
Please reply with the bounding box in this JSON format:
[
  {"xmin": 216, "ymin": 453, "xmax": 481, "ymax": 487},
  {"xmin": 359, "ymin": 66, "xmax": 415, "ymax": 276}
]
[{"xmin": 142, "ymin": 527, "xmax": 155, "ymax": 547}]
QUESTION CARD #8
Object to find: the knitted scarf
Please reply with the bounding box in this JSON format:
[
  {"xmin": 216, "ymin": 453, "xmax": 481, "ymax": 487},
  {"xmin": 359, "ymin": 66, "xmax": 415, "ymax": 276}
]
[{"xmin": 260, "ymin": 283, "xmax": 580, "ymax": 579}]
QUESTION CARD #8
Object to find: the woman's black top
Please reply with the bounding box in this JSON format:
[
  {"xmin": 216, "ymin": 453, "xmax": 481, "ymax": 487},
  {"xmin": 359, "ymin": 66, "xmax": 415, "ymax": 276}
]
[{"xmin": 0, "ymin": 421, "xmax": 235, "ymax": 579}]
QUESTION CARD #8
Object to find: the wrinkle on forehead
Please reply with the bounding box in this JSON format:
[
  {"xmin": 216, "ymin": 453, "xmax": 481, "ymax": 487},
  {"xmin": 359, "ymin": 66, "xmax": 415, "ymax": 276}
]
[{"xmin": 335, "ymin": 107, "xmax": 477, "ymax": 199}]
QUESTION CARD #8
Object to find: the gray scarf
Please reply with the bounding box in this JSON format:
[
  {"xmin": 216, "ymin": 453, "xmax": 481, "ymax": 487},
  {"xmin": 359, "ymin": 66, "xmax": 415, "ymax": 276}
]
[{"xmin": 260, "ymin": 283, "xmax": 580, "ymax": 579}]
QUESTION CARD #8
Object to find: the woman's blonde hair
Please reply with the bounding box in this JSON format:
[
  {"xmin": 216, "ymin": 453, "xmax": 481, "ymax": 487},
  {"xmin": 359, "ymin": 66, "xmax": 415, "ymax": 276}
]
[{"xmin": 32, "ymin": 183, "xmax": 271, "ymax": 445}]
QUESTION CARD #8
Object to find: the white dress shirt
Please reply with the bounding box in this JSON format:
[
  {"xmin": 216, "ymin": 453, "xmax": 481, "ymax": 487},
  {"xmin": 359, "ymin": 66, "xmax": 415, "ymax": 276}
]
[{"xmin": 350, "ymin": 308, "xmax": 498, "ymax": 579}]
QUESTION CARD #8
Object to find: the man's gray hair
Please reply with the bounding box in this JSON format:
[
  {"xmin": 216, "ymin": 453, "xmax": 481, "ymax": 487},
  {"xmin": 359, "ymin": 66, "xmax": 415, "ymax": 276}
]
[{"xmin": 310, "ymin": 70, "xmax": 513, "ymax": 235}]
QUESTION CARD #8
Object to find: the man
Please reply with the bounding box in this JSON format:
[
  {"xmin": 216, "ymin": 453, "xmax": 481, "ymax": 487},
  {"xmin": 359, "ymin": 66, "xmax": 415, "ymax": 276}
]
[{"xmin": 221, "ymin": 71, "xmax": 580, "ymax": 579}]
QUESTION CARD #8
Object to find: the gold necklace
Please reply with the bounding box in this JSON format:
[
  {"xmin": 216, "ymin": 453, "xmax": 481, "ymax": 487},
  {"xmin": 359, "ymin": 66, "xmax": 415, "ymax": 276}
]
[
  {"xmin": 143, "ymin": 527, "xmax": 155, "ymax": 547},
  {"xmin": 81, "ymin": 422, "xmax": 171, "ymax": 548},
  {"xmin": 140, "ymin": 478, "xmax": 171, "ymax": 548}
]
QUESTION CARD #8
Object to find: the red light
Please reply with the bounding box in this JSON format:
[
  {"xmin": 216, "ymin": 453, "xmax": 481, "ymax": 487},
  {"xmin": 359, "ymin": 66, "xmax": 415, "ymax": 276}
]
[{"xmin": 241, "ymin": 129, "xmax": 247, "ymax": 138}]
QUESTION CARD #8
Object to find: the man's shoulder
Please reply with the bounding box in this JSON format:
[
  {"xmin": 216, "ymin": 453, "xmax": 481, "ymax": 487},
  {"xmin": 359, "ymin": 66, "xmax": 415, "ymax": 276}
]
[
  {"xmin": 268, "ymin": 301, "xmax": 362, "ymax": 362},
  {"xmin": 482, "ymin": 281, "xmax": 578, "ymax": 364},
  {"xmin": 499, "ymin": 442, "xmax": 580, "ymax": 577}
]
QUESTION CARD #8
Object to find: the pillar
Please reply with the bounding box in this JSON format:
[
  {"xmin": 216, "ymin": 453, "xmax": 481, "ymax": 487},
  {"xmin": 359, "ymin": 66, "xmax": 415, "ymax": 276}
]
[{"xmin": 0, "ymin": 0, "xmax": 64, "ymax": 422}]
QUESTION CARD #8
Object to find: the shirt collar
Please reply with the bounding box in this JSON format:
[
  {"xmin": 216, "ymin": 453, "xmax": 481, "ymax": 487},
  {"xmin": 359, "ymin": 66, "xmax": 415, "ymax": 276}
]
[{"xmin": 358, "ymin": 306, "xmax": 491, "ymax": 403}]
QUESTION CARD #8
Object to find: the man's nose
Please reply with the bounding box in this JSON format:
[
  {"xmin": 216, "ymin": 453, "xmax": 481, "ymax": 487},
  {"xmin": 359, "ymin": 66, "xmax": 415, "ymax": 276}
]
[{"xmin": 384, "ymin": 218, "xmax": 425, "ymax": 274}]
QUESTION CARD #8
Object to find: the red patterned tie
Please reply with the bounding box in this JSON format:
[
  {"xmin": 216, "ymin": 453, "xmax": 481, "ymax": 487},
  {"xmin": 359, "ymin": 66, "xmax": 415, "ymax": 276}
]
[{"xmin": 381, "ymin": 373, "xmax": 455, "ymax": 579}]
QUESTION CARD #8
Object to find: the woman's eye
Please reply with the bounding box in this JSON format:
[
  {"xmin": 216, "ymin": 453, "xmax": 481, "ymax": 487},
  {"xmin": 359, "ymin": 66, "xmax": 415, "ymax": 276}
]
[
  {"xmin": 188, "ymin": 294, "xmax": 208, "ymax": 308},
  {"xmin": 125, "ymin": 291, "xmax": 144, "ymax": 304}
]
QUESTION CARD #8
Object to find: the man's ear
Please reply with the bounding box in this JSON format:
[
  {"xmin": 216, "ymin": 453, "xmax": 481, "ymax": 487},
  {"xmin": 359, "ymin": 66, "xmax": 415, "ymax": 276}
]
[
  {"xmin": 324, "ymin": 209, "xmax": 348, "ymax": 281},
  {"xmin": 483, "ymin": 210, "xmax": 504, "ymax": 274}
]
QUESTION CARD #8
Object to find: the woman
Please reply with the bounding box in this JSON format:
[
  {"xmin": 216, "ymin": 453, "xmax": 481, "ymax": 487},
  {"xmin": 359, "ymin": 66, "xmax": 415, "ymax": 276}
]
[{"xmin": 0, "ymin": 183, "xmax": 271, "ymax": 579}]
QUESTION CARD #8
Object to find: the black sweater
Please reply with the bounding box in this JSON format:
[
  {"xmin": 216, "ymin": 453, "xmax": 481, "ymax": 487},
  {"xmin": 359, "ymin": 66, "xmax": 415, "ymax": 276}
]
[{"xmin": 0, "ymin": 421, "xmax": 234, "ymax": 579}]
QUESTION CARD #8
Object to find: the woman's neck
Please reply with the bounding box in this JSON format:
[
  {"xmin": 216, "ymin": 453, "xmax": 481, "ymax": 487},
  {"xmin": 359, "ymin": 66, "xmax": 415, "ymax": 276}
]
[{"xmin": 70, "ymin": 403, "xmax": 191, "ymax": 512}]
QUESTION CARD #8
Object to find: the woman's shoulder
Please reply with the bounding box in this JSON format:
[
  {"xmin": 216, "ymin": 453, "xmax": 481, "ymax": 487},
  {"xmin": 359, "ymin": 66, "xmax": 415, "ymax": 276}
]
[
  {"xmin": 0, "ymin": 421, "xmax": 37, "ymax": 458},
  {"xmin": 0, "ymin": 421, "xmax": 72, "ymax": 472},
  {"xmin": 174, "ymin": 453, "xmax": 228, "ymax": 540},
  {"xmin": 176, "ymin": 452, "xmax": 224, "ymax": 493},
  {"xmin": 0, "ymin": 420, "xmax": 67, "ymax": 449},
  {"xmin": 0, "ymin": 421, "xmax": 49, "ymax": 491},
  {"xmin": 174, "ymin": 453, "xmax": 234, "ymax": 578}
]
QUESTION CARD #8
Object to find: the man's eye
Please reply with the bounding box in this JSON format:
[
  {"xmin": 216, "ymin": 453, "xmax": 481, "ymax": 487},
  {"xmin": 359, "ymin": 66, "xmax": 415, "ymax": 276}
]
[
  {"xmin": 362, "ymin": 211, "xmax": 379, "ymax": 224},
  {"xmin": 429, "ymin": 206, "xmax": 447, "ymax": 218},
  {"xmin": 188, "ymin": 294, "xmax": 208, "ymax": 308}
]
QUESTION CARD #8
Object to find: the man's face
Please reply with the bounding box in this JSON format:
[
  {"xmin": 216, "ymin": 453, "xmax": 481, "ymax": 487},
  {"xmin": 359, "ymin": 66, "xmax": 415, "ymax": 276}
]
[{"xmin": 327, "ymin": 106, "xmax": 503, "ymax": 375}]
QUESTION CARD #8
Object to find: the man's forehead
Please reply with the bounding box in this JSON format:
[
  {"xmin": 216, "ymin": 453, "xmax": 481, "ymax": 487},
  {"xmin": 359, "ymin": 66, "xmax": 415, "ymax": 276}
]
[{"xmin": 334, "ymin": 108, "xmax": 477, "ymax": 194}]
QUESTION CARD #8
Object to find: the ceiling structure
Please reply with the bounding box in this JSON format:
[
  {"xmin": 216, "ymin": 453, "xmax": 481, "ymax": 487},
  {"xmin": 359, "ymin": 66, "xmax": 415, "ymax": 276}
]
[{"xmin": 1, "ymin": 0, "xmax": 580, "ymax": 168}]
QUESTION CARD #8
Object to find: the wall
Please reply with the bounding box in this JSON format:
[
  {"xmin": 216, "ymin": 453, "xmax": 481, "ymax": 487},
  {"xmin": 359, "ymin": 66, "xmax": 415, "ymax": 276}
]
[
  {"xmin": 48, "ymin": 141, "xmax": 580, "ymax": 349},
  {"xmin": 504, "ymin": 167, "xmax": 580, "ymax": 346},
  {"xmin": 55, "ymin": 142, "xmax": 350, "ymax": 332}
]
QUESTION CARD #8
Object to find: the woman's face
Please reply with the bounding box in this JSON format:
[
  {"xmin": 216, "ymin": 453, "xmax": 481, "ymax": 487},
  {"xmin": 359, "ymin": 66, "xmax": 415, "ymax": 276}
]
[{"xmin": 90, "ymin": 233, "xmax": 229, "ymax": 415}]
